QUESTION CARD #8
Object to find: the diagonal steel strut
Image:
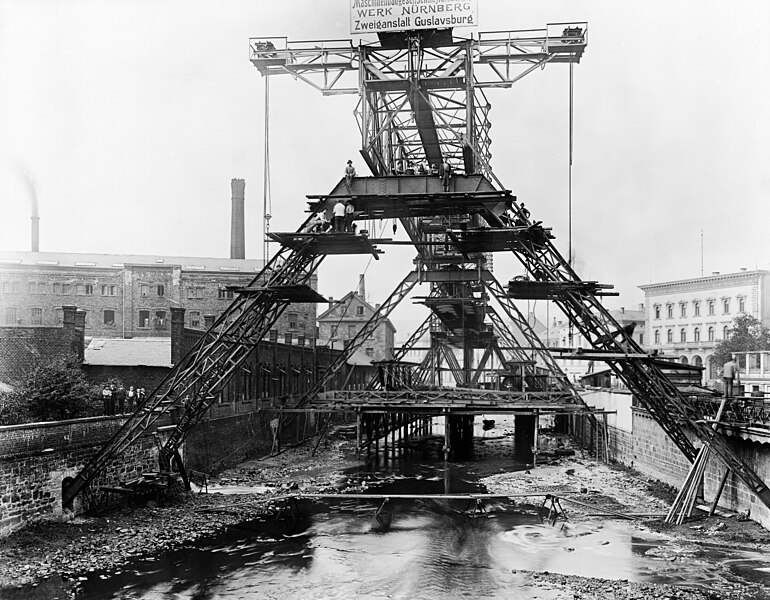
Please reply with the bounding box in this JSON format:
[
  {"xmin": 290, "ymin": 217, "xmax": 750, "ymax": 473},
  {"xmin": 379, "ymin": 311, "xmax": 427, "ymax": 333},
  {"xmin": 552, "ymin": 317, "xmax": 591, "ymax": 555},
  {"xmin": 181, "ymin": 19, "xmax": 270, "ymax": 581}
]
[{"xmin": 63, "ymin": 240, "xmax": 325, "ymax": 508}]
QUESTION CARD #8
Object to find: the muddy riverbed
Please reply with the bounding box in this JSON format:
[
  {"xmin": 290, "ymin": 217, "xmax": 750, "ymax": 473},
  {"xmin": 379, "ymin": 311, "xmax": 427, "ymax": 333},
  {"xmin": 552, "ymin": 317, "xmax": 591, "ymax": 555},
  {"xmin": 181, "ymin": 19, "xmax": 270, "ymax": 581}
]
[{"xmin": 1, "ymin": 427, "xmax": 769, "ymax": 599}]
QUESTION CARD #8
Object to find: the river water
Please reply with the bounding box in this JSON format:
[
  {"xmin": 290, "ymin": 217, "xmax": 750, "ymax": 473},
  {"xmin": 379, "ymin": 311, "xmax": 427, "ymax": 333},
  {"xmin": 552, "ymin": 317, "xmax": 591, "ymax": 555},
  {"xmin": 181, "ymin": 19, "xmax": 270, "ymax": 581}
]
[
  {"xmin": 7, "ymin": 420, "xmax": 770, "ymax": 599},
  {"xmin": 73, "ymin": 454, "xmax": 770, "ymax": 599}
]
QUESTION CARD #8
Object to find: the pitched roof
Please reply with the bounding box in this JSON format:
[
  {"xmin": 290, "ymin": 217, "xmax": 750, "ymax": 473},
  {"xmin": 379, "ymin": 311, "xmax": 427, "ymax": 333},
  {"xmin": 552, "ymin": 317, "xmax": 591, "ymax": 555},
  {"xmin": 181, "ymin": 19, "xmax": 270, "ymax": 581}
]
[
  {"xmin": 84, "ymin": 337, "xmax": 171, "ymax": 367},
  {"xmin": 317, "ymin": 291, "xmax": 396, "ymax": 333}
]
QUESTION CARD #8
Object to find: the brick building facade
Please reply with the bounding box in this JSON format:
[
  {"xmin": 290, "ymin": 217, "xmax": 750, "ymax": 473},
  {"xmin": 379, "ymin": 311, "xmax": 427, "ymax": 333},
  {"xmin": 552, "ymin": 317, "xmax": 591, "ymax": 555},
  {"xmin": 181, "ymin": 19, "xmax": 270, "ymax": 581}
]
[
  {"xmin": 0, "ymin": 250, "xmax": 317, "ymax": 341},
  {"xmin": 0, "ymin": 305, "xmax": 85, "ymax": 383}
]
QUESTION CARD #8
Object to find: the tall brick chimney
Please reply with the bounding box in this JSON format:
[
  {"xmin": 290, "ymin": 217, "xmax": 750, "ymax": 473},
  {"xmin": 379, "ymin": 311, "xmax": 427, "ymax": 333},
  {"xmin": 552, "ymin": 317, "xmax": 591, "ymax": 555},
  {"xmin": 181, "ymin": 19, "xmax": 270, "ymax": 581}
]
[
  {"xmin": 357, "ymin": 274, "xmax": 366, "ymax": 300},
  {"xmin": 31, "ymin": 215, "xmax": 39, "ymax": 252},
  {"xmin": 230, "ymin": 178, "xmax": 245, "ymax": 259}
]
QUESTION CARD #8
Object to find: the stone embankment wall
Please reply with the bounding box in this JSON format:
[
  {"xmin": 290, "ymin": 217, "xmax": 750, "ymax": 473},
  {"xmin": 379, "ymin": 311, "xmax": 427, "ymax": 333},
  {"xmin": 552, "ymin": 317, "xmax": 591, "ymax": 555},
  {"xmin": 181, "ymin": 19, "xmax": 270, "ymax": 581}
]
[
  {"xmin": 0, "ymin": 405, "xmax": 347, "ymax": 537},
  {"xmin": 184, "ymin": 404, "xmax": 350, "ymax": 473},
  {"xmin": 0, "ymin": 416, "xmax": 157, "ymax": 537},
  {"xmin": 581, "ymin": 388, "xmax": 770, "ymax": 529}
]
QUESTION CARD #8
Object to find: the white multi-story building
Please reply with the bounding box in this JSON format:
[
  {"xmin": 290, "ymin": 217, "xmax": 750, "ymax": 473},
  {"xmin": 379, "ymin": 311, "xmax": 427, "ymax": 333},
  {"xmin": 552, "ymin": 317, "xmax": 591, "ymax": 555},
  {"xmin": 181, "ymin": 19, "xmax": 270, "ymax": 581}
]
[{"xmin": 639, "ymin": 269, "xmax": 770, "ymax": 381}]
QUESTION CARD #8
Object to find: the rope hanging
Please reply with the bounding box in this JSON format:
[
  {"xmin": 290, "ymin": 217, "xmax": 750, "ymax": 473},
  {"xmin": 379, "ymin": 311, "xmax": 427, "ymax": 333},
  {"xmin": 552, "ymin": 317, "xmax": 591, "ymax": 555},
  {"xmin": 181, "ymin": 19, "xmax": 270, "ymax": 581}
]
[{"xmin": 263, "ymin": 76, "xmax": 272, "ymax": 263}]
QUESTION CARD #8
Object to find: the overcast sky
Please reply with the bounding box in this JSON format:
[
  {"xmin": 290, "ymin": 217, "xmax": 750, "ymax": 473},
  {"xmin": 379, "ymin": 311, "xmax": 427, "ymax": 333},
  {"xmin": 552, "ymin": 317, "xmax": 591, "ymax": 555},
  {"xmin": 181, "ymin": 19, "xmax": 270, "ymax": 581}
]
[{"xmin": 1, "ymin": 0, "xmax": 769, "ymax": 338}]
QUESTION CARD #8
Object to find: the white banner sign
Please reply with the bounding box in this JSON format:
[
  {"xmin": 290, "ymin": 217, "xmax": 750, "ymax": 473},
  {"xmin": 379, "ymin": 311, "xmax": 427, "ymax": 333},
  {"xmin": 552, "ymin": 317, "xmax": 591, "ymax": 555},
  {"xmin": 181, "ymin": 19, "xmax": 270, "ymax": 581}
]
[{"xmin": 351, "ymin": 0, "xmax": 478, "ymax": 35}]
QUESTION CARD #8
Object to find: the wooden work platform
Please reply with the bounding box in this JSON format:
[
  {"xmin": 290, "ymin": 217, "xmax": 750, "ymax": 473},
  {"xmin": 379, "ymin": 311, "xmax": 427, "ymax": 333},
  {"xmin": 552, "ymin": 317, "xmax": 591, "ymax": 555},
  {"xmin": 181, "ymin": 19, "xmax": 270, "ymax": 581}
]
[
  {"xmin": 447, "ymin": 226, "xmax": 554, "ymax": 254},
  {"xmin": 268, "ymin": 232, "xmax": 384, "ymax": 259},
  {"xmin": 307, "ymin": 388, "xmax": 581, "ymax": 413},
  {"xmin": 307, "ymin": 175, "xmax": 511, "ymax": 221},
  {"xmin": 417, "ymin": 296, "xmax": 486, "ymax": 332},
  {"xmin": 507, "ymin": 278, "xmax": 617, "ymax": 299},
  {"xmin": 228, "ymin": 284, "xmax": 328, "ymax": 303}
]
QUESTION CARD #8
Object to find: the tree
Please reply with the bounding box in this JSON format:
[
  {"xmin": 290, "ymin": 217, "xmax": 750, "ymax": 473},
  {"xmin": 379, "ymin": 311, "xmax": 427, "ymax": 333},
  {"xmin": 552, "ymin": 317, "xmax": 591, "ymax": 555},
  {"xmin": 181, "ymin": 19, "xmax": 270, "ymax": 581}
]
[
  {"xmin": 0, "ymin": 388, "xmax": 32, "ymax": 426},
  {"xmin": 712, "ymin": 314, "xmax": 770, "ymax": 368},
  {"xmin": 17, "ymin": 355, "xmax": 97, "ymax": 422}
]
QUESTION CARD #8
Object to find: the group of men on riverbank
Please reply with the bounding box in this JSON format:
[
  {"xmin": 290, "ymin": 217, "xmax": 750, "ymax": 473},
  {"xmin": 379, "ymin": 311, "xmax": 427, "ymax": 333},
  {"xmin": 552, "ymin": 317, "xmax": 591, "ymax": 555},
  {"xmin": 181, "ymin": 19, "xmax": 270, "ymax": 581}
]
[{"xmin": 101, "ymin": 384, "xmax": 145, "ymax": 416}]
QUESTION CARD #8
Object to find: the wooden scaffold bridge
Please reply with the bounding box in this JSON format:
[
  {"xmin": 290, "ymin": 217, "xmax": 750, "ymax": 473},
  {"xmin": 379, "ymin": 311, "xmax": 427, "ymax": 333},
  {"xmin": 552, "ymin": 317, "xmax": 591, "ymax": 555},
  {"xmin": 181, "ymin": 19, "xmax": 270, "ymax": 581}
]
[{"xmin": 62, "ymin": 20, "xmax": 770, "ymax": 517}]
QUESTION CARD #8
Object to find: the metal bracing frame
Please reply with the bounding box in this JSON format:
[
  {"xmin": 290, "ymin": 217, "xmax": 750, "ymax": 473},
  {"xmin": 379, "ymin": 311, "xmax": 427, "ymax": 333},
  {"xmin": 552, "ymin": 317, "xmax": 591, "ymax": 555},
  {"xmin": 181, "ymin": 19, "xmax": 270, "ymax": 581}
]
[
  {"xmin": 315, "ymin": 388, "xmax": 576, "ymax": 408},
  {"xmin": 295, "ymin": 271, "xmax": 420, "ymax": 408},
  {"xmin": 482, "ymin": 272, "xmax": 575, "ymax": 395},
  {"xmin": 63, "ymin": 239, "xmax": 325, "ymax": 507},
  {"xmin": 414, "ymin": 343, "xmax": 439, "ymax": 386},
  {"xmin": 502, "ymin": 211, "xmax": 770, "ymax": 506},
  {"xmin": 250, "ymin": 24, "xmax": 586, "ymax": 178},
  {"xmin": 437, "ymin": 340, "xmax": 466, "ymax": 387},
  {"xmin": 366, "ymin": 313, "xmax": 433, "ymax": 391},
  {"xmin": 470, "ymin": 341, "xmax": 497, "ymax": 386}
]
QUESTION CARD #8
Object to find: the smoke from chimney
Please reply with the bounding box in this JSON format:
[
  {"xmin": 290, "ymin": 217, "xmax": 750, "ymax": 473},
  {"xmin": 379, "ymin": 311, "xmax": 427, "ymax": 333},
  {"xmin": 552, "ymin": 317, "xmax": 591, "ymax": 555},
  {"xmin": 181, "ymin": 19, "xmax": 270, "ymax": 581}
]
[{"xmin": 230, "ymin": 179, "xmax": 245, "ymax": 259}]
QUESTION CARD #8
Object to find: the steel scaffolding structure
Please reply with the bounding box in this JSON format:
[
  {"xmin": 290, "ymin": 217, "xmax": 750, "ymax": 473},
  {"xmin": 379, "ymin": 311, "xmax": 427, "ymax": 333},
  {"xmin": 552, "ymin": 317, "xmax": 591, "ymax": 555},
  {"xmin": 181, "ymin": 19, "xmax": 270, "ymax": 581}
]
[{"xmin": 63, "ymin": 20, "xmax": 770, "ymax": 514}]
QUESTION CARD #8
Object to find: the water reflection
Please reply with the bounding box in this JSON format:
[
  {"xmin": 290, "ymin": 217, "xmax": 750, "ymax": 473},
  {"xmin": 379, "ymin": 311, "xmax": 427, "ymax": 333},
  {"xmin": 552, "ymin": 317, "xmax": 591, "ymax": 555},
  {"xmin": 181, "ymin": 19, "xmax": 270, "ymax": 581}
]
[{"xmin": 63, "ymin": 437, "xmax": 770, "ymax": 599}]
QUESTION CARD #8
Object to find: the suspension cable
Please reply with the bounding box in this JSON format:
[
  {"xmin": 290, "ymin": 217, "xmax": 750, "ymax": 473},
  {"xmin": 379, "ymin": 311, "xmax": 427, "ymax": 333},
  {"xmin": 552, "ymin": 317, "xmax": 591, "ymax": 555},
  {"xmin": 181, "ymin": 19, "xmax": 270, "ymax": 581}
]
[{"xmin": 263, "ymin": 76, "xmax": 272, "ymax": 263}]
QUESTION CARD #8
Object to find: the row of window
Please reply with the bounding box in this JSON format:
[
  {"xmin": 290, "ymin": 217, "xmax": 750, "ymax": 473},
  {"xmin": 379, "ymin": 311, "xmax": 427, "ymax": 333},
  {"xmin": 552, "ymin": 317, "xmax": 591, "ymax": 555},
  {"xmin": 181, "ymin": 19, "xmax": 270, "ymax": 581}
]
[
  {"xmin": 653, "ymin": 325, "xmax": 730, "ymax": 345},
  {"xmin": 3, "ymin": 281, "xmax": 237, "ymax": 300},
  {"xmin": 654, "ymin": 297, "xmax": 745, "ymax": 320}
]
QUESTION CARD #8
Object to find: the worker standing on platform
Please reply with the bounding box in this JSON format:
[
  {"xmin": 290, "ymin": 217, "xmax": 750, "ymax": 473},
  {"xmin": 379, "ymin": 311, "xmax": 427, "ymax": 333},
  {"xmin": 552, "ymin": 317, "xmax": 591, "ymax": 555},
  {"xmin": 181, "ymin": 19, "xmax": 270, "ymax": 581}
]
[
  {"xmin": 333, "ymin": 199, "xmax": 346, "ymax": 232},
  {"xmin": 722, "ymin": 357, "xmax": 740, "ymax": 398},
  {"xmin": 439, "ymin": 159, "xmax": 452, "ymax": 191},
  {"xmin": 460, "ymin": 134, "xmax": 474, "ymax": 174},
  {"xmin": 344, "ymin": 200, "xmax": 355, "ymax": 232},
  {"xmin": 344, "ymin": 159, "xmax": 356, "ymax": 189}
]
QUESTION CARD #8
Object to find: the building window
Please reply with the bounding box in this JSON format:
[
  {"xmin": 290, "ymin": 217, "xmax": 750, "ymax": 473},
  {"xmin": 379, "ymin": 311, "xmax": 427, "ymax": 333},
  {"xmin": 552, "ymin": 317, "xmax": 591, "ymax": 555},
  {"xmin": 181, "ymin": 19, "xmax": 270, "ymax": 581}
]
[
  {"xmin": 708, "ymin": 327, "xmax": 714, "ymax": 342},
  {"xmin": 76, "ymin": 284, "xmax": 94, "ymax": 295},
  {"xmin": 5, "ymin": 307, "xmax": 18, "ymax": 324},
  {"xmin": 139, "ymin": 310, "xmax": 150, "ymax": 328},
  {"xmin": 680, "ymin": 328, "xmax": 686, "ymax": 343},
  {"xmin": 348, "ymin": 324, "xmax": 357, "ymax": 338},
  {"xmin": 654, "ymin": 330, "xmax": 661, "ymax": 344},
  {"xmin": 694, "ymin": 327, "xmax": 700, "ymax": 342},
  {"xmin": 188, "ymin": 287, "xmax": 205, "ymax": 299},
  {"xmin": 654, "ymin": 305, "xmax": 660, "ymax": 319},
  {"xmin": 1, "ymin": 281, "xmax": 9, "ymax": 293},
  {"xmin": 365, "ymin": 347, "xmax": 374, "ymax": 357},
  {"xmin": 738, "ymin": 297, "xmax": 745, "ymax": 313},
  {"xmin": 28, "ymin": 282, "xmax": 39, "ymax": 294},
  {"xmin": 639, "ymin": 333, "xmax": 643, "ymax": 345},
  {"xmin": 140, "ymin": 284, "xmax": 149, "ymax": 297},
  {"xmin": 53, "ymin": 283, "xmax": 71, "ymax": 294},
  {"xmin": 693, "ymin": 301, "xmax": 700, "ymax": 317},
  {"xmin": 288, "ymin": 312, "xmax": 298, "ymax": 329},
  {"xmin": 204, "ymin": 315, "xmax": 215, "ymax": 328},
  {"xmin": 666, "ymin": 329, "xmax": 673, "ymax": 343},
  {"xmin": 30, "ymin": 307, "xmax": 42, "ymax": 325},
  {"xmin": 218, "ymin": 288, "xmax": 233, "ymax": 299},
  {"xmin": 666, "ymin": 304, "xmax": 673, "ymax": 319},
  {"xmin": 723, "ymin": 325, "xmax": 730, "ymax": 340},
  {"xmin": 104, "ymin": 309, "xmax": 115, "ymax": 326},
  {"xmin": 680, "ymin": 303, "xmax": 686, "ymax": 318},
  {"xmin": 154, "ymin": 310, "xmax": 167, "ymax": 330},
  {"xmin": 356, "ymin": 306, "xmax": 364, "ymax": 316},
  {"xmin": 189, "ymin": 311, "xmax": 201, "ymax": 328},
  {"xmin": 101, "ymin": 284, "xmax": 117, "ymax": 296},
  {"xmin": 723, "ymin": 299, "xmax": 730, "ymax": 314},
  {"xmin": 157, "ymin": 284, "xmax": 165, "ymax": 297}
]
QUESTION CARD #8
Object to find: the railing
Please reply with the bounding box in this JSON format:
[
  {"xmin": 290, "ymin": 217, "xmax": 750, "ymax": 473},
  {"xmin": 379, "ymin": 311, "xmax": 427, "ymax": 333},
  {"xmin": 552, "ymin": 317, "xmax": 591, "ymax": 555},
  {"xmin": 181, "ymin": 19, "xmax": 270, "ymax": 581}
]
[{"xmin": 693, "ymin": 396, "xmax": 770, "ymax": 430}]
